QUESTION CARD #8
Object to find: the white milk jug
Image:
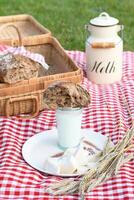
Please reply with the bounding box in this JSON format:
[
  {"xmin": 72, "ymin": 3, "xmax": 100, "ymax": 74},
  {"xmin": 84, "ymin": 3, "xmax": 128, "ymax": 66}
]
[{"xmin": 85, "ymin": 12, "xmax": 123, "ymax": 84}]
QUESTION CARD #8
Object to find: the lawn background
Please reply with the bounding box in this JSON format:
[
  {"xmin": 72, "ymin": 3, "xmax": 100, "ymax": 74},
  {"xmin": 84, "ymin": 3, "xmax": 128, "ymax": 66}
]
[{"xmin": 0, "ymin": 0, "xmax": 133, "ymax": 51}]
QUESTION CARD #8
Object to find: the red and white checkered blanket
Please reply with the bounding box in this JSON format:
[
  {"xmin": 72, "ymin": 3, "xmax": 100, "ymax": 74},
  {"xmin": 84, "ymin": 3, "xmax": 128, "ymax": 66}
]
[{"xmin": 0, "ymin": 51, "xmax": 134, "ymax": 199}]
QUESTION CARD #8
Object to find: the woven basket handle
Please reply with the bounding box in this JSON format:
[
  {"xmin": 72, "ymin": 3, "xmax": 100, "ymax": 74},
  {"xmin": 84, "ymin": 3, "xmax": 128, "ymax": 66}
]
[
  {"xmin": 0, "ymin": 23, "xmax": 22, "ymax": 46},
  {"xmin": 5, "ymin": 95, "xmax": 39, "ymax": 119}
]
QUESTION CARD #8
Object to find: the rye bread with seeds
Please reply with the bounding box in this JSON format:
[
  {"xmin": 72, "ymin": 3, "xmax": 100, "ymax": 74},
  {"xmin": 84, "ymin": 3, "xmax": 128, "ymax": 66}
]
[
  {"xmin": 0, "ymin": 54, "xmax": 41, "ymax": 84},
  {"xmin": 43, "ymin": 81, "xmax": 91, "ymax": 109}
]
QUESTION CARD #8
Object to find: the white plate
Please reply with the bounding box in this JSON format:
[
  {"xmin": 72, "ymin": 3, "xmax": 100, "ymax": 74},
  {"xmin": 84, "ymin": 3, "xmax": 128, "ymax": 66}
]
[{"xmin": 22, "ymin": 128, "xmax": 111, "ymax": 177}]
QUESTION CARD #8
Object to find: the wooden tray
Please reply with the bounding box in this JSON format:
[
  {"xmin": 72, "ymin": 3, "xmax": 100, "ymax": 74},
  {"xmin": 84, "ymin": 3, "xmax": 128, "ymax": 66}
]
[{"xmin": 0, "ymin": 14, "xmax": 51, "ymax": 46}]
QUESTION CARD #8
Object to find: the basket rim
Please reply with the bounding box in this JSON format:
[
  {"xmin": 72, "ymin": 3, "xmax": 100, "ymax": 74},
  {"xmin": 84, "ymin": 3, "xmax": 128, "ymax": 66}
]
[{"xmin": 0, "ymin": 88, "xmax": 44, "ymax": 100}]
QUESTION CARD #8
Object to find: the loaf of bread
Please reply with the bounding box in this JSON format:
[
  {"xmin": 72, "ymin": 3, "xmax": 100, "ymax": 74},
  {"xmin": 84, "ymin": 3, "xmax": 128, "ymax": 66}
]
[
  {"xmin": 43, "ymin": 81, "xmax": 91, "ymax": 109},
  {"xmin": 0, "ymin": 54, "xmax": 40, "ymax": 84}
]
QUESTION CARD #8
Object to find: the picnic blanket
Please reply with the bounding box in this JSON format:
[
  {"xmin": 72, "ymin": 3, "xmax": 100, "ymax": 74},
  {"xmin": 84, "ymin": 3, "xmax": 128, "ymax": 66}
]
[{"xmin": 0, "ymin": 51, "xmax": 134, "ymax": 199}]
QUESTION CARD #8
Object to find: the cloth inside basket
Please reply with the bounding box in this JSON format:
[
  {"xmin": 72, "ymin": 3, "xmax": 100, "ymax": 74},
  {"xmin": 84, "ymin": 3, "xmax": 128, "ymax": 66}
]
[{"xmin": 0, "ymin": 45, "xmax": 49, "ymax": 70}]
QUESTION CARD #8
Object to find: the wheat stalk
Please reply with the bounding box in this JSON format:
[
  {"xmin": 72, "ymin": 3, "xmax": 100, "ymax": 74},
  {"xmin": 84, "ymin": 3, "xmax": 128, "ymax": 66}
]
[{"xmin": 46, "ymin": 127, "xmax": 134, "ymax": 195}]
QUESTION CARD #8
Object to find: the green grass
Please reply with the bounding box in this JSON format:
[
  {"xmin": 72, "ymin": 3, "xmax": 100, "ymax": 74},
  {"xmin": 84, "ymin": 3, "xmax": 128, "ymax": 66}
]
[{"xmin": 0, "ymin": 0, "xmax": 133, "ymax": 51}]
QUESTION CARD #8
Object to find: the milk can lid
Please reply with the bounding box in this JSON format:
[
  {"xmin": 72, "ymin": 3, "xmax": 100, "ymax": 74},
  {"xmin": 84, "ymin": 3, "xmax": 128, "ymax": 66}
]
[{"xmin": 90, "ymin": 12, "xmax": 119, "ymax": 27}]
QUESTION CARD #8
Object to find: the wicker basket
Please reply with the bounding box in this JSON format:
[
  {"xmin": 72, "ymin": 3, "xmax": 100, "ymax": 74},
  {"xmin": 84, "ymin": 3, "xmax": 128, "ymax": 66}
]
[
  {"xmin": 0, "ymin": 14, "xmax": 51, "ymax": 46},
  {"xmin": 0, "ymin": 27, "xmax": 83, "ymax": 118}
]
